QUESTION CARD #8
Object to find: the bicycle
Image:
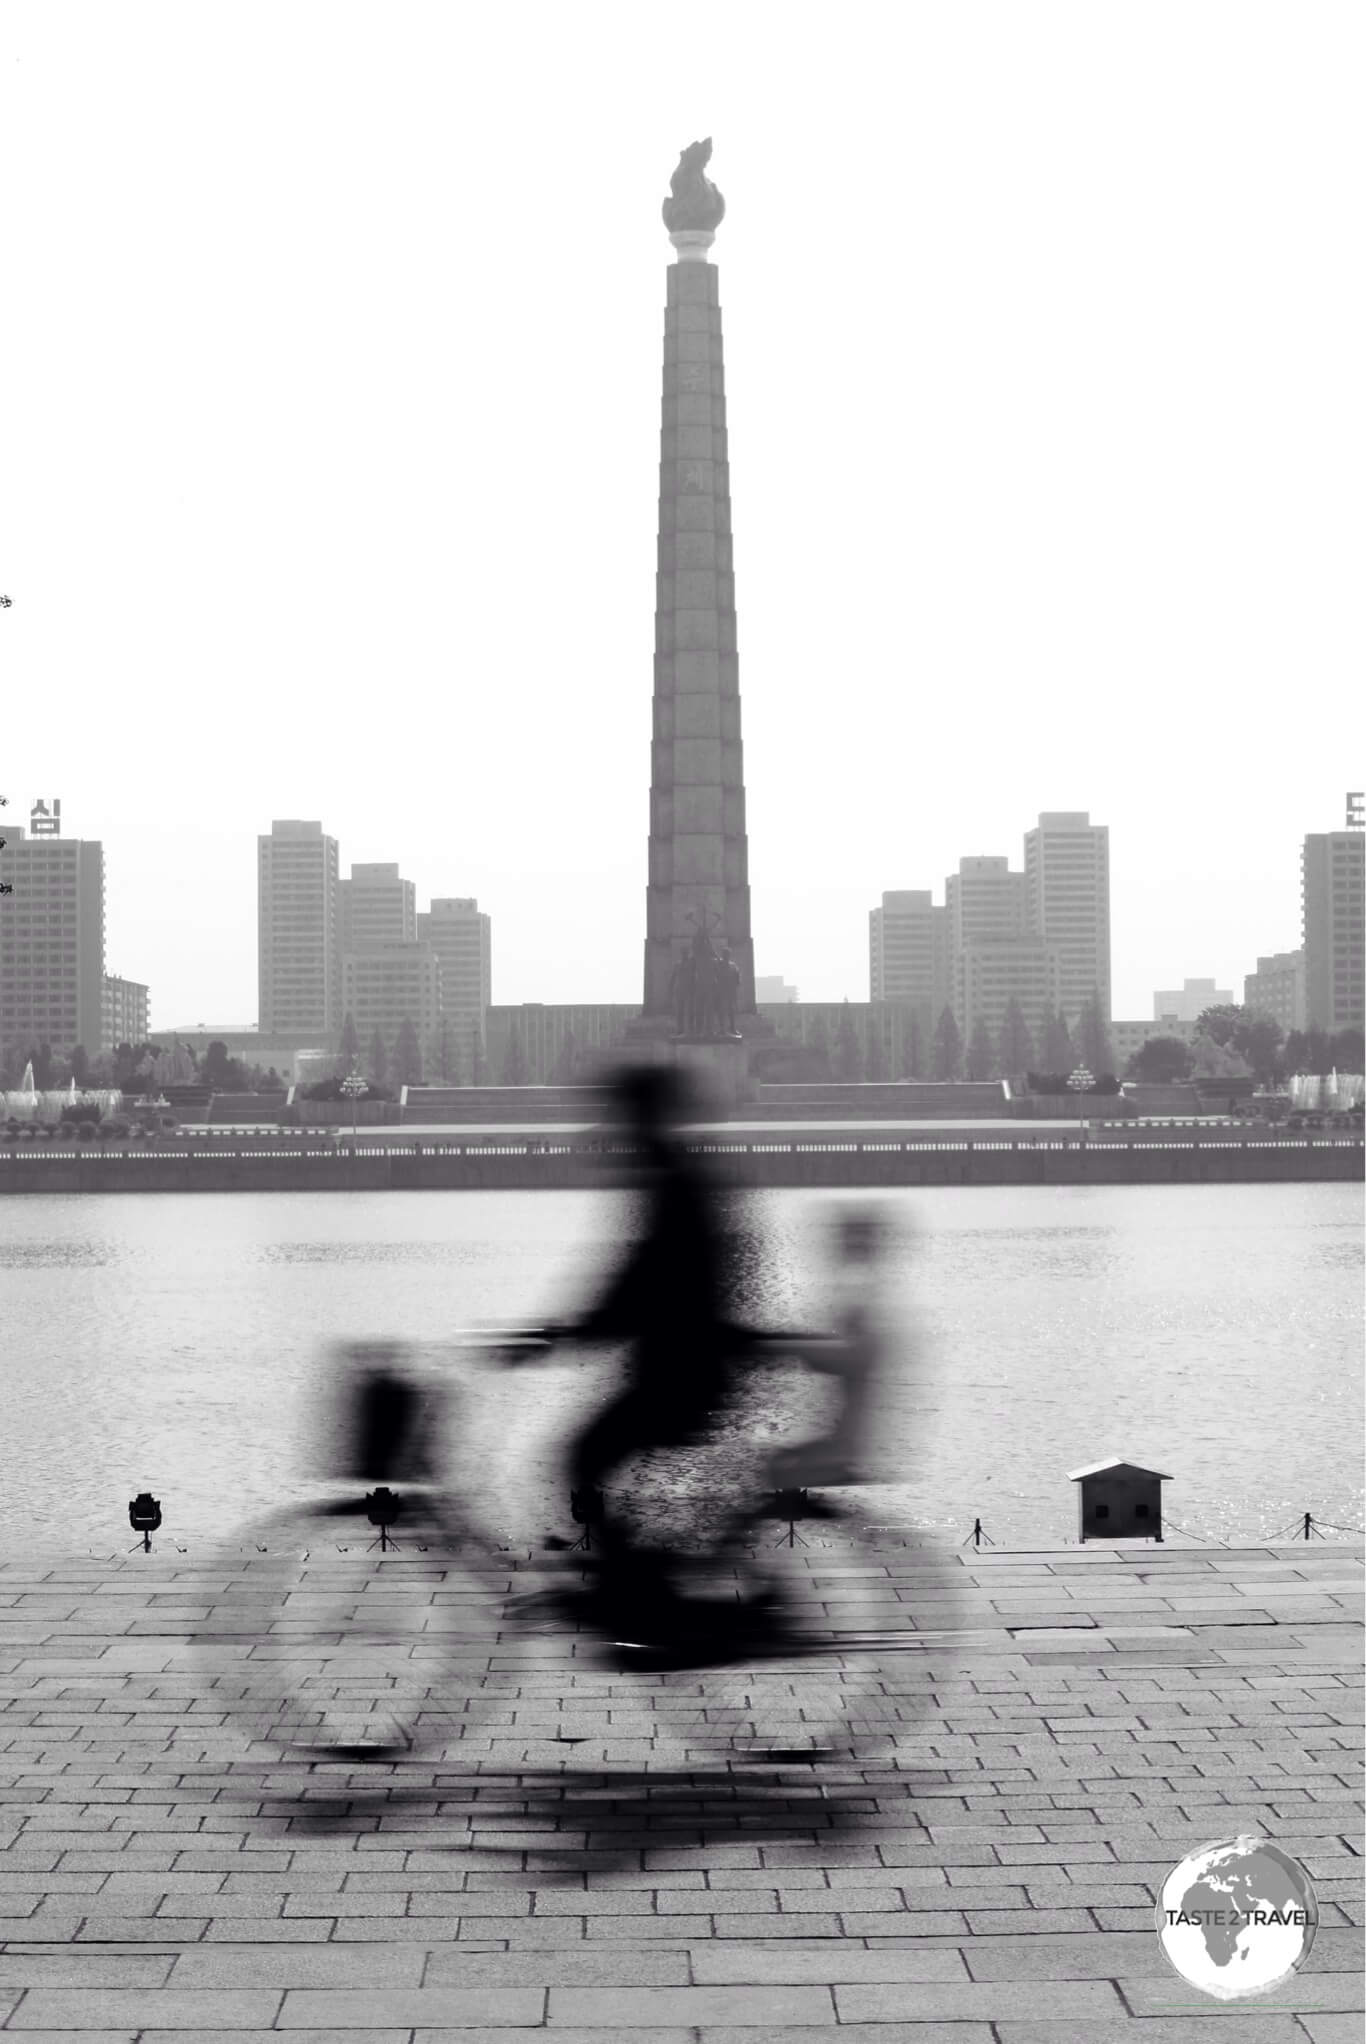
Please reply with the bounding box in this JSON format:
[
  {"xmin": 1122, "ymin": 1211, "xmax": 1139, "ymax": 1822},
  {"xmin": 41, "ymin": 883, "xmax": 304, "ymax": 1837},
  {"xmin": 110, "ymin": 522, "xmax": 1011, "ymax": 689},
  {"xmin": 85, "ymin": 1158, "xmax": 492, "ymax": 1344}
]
[{"xmin": 189, "ymin": 1329, "xmax": 924, "ymax": 1771}]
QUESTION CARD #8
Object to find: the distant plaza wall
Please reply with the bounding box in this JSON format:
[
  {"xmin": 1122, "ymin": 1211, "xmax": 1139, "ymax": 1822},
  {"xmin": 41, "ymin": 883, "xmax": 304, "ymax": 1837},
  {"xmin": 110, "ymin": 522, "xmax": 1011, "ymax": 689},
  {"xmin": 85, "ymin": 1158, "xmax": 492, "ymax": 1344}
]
[{"xmin": 484, "ymin": 1000, "xmax": 934, "ymax": 1086}]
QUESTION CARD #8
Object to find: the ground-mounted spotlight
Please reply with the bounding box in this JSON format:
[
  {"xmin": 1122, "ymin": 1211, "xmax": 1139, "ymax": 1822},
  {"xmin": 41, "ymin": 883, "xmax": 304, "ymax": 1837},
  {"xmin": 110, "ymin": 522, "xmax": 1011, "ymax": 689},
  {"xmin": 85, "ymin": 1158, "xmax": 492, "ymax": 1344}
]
[
  {"xmin": 569, "ymin": 1484, "xmax": 605, "ymax": 1551},
  {"xmin": 765, "ymin": 1486, "xmax": 812, "ymax": 1546},
  {"xmin": 128, "ymin": 1492, "xmax": 162, "ymax": 1552},
  {"xmin": 364, "ymin": 1485, "xmax": 403, "ymax": 1551}
]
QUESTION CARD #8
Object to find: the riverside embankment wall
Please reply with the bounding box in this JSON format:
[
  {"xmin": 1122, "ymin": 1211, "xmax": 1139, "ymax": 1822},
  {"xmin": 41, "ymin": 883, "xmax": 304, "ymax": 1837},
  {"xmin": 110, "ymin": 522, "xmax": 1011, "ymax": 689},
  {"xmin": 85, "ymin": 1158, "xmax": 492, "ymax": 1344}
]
[{"xmin": 0, "ymin": 1136, "xmax": 1359, "ymax": 1193}]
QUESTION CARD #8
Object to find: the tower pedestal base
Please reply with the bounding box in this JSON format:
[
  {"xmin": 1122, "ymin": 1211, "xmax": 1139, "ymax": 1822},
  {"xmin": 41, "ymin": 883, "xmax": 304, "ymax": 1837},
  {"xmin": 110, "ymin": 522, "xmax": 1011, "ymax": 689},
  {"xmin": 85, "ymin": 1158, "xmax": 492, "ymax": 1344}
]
[{"xmin": 622, "ymin": 1017, "xmax": 758, "ymax": 1114}]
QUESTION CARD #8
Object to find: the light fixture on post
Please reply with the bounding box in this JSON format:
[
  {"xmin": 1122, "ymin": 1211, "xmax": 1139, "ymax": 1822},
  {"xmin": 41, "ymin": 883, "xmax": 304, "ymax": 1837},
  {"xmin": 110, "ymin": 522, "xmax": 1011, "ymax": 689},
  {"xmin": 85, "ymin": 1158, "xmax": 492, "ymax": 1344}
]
[
  {"xmin": 340, "ymin": 1070, "xmax": 368, "ymax": 1139},
  {"xmin": 128, "ymin": 1492, "xmax": 162, "ymax": 1553}
]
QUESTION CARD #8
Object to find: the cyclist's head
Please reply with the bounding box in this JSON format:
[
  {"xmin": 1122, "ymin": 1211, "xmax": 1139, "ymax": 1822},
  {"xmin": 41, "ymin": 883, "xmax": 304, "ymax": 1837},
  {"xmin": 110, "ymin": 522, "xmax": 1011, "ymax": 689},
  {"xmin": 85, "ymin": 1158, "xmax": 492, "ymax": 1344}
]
[
  {"xmin": 604, "ymin": 1061, "xmax": 693, "ymax": 1144},
  {"xmin": 329, "ymin": 1342, "xmax": 442, "ymax": 1483}
]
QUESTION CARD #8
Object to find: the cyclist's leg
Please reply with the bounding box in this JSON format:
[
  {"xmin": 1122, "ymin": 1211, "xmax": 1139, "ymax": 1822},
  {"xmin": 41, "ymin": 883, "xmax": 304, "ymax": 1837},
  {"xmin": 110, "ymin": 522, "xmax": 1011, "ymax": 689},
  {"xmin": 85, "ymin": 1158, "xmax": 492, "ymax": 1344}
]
[{"xmin": 564, "ymin": 1387, "xmax": 711, "ymax": 1633}]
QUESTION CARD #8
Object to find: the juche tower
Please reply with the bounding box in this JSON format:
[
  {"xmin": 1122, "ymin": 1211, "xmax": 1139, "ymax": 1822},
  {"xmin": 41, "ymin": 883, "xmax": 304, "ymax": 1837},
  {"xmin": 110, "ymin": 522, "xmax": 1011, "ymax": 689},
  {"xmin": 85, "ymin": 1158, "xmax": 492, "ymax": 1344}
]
[{"xmin": 638, "ymin": 141, "xmax": 762, "ymax": 1042}]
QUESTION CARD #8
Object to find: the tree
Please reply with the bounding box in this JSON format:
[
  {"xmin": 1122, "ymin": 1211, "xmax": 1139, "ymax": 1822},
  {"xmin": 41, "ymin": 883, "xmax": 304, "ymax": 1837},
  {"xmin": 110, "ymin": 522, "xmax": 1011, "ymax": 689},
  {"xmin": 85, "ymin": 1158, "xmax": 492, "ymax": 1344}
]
[
  {"xmin": 966, "ymin": 1016, "xmax": 995, "ymax": 1080},
  {"xmin": 392, "ymin": 1015, "xmax": 423, "ymax": 1087},
  {"xmin": 1330, "ymin": 1024, "xmax": 1364, "ymax": 1072},
  {"xmin": 112, "ymin": 1041, "xmax": 142, "ymax": 1082},
  {"xmin": 69, "ymin": 1044, "xmax": 90, "ymax": 1086},
  {"xmin": 337, "ymin": 1012, "xmax": 359, "ymax": 1078},
  {"xmin": 997, "ymin": 998, "xmax": 1034, "ymax": 1077},
  {"xmin": 1237, "ymin": 1012, "xmax": 1286, "ymax": 1086},
  {"xmin": 199, "ymin": 1040, "xmax": 249, "ymax": 1090},
  {"xmin": 153, "ymin": 1042, "xmax": 197, "ymax": 1085},
  {"xmin": 1040, "ymin": 1008, "xmax": 1073, "ymax": 1072},
  {"xmin": 1075, "ymin": 990, "xmax": 1114, "ymax": 1077},
  {"xmin": 833, "ymin": 1002, "xmax": 864, "ymax": 1081},
  {"xmin": 551, "ymin": 1027, "xmax": 580, "ymax": 1084},
  {"xmin": 933, "ymin": 1006, "xmax": 961, "ymax": 1080},
  {"xmin": 898, "ymin": 1011, "xmax": 925, "ymax": 1079},
  {"xmin": 865, "ymin": 1024, "xmax": 888, "ymax": 1082},
  {"xmin": 1195, "ymin": 1004, "xmax": 1243, "ymax": 1049},
  {"xmin": 1124, "ymin": 1035, "xmax": 1195, "ymax": 1083},
  {"xmin": 367, "ymin": 1027, "xmax": 388, "ymax": 1087},
  {"xmin": 501, "ymin": 1023, "xmax": 529, "ymax": 1086},
  {"xmin": 1191, "ymin": 1030, "xmax": 1252, "ymax": 1079},
  {"xmin": 468, "ymin": 1020, "xmax": 488, "ymax": 1087},
  {"xmin": 1192, "ymin": 1002, "xmax": 1285, "ymax": 1084},
  {"xmin": 202, "ymin": 1041, "xmax": 232, "ymax": 1088}
]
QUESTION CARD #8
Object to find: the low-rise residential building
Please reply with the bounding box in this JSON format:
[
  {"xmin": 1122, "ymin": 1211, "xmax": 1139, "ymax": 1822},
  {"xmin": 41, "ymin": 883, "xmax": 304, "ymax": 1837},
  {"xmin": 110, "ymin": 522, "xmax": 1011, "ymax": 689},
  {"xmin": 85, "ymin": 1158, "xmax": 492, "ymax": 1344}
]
[
  {"xmin": 1152, "ymin": 978, "xmax": 1231, "ymax": 1022},
  {"xmin": 102, "ymin": 975, "xmax": 149, "ymax": 1050},
  {"xmin": 1243, "ymin": 950, "xmax": 1306, "ymax": 1034}
]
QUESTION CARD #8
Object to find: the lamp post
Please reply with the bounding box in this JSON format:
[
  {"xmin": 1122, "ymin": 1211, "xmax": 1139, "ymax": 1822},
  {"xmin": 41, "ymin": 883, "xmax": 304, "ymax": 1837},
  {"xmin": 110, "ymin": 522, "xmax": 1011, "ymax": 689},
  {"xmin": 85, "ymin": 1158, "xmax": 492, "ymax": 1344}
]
[
  {"xmin": 1068, "ymin": 1065, "xmax": 1094, "ymax": 1144},
  {"xmin": 340, "ymin": 1070, "xmax": 368, "ymax": 1139}
]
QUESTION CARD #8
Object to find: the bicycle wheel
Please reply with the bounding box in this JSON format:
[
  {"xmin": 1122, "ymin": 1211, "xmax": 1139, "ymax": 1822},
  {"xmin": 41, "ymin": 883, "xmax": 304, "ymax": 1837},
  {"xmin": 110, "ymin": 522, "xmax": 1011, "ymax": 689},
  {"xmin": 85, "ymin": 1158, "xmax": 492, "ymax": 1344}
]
[
  {"xmin": 451, "ymin": 1517, "xmax": 929, "ymax": 1771},
  {"xmin": 188, "ymin": 1492, "xmax": 517, "ymax": 1763},
  {"xmin": 644, "ymin": 1516, "xmax": 926, "ymax": 1765}
]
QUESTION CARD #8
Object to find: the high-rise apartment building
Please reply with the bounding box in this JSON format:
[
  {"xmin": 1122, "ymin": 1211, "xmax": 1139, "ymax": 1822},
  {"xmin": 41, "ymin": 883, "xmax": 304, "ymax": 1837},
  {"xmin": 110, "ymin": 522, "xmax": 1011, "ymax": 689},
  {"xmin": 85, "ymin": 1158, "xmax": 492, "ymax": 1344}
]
[
  {"xmin": 945, "ymin": 856, "xmax": 1059, "ymax": 1047},
  {"xmin": 340, "ymin": 863, "xmax": 416, "ymax": 953},
  {"xmin": 102, "ymin": 974, "xmax": 149, "ymax": 1050},
  {"xmin": 755, "ymin": 974, "xmax": 799, "ymax": 1003},
  {"xmin": 0, "ymin": 822, "xmax": 105, "ymax": 1064},
  {"xmin": 947, "ymin": 858, "xmax": 1027, "ymax": 956},
  {"xmin": 1302, "ymin": 828, "xmax": 1365, "ymax": 1031},
  {"xmin": 869, "ymin": 891, "xmax": 950, "ymax": 1017},
  {"xmin": 1243, "ymin": 951, "xmax": 1306, "ymax": 1034},
  {"xmin": 1152, "ymin": 978, "xmax": 1231, "ymax": 1022},
  {"xmin": 957, "ymin": 940, "xmax": 1063, "ymax": 1050},
  {"xmin": 340, "ymin": 941, "xmax": 442, "ymax": 1073},
  {"xmin": 416, "ymin": 898, "xmax": 491, "ymax": 1035},
  {"xmin": 1023, "ymin": 812, "xmax": 1111, "ymax": 1023},
  {"xmin": 257, "ymin": 820, "xmax": 341, "ymax": 1040}
]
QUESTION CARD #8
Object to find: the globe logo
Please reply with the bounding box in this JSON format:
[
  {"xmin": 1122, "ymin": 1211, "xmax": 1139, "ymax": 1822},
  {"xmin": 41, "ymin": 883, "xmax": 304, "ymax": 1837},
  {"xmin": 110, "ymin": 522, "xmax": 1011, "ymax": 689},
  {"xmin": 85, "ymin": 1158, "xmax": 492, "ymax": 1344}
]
[{"xmin": 1156, "ymin": 1836, "xmax": 1318, "ymax": 2000}]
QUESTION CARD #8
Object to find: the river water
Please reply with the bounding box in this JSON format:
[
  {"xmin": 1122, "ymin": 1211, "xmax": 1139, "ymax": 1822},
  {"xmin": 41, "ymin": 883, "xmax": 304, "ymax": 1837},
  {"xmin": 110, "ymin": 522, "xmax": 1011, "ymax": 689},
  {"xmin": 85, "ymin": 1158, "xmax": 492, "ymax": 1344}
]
[{"xmin": 0, "ymin": 1181, "xmax": 1360, "ymax": 1551}]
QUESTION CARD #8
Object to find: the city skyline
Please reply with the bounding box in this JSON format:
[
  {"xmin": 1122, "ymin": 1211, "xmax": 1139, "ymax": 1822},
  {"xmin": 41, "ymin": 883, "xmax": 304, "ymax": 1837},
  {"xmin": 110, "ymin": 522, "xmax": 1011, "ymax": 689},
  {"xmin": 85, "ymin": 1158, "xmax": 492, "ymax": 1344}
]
[
  {"xmin": 6, "ymin": 793, "xmax": 1356, "ymax": 1056},
  {"xmin": 3, "ymin": 11, "xmax": 1360, "ymax": 1027}
]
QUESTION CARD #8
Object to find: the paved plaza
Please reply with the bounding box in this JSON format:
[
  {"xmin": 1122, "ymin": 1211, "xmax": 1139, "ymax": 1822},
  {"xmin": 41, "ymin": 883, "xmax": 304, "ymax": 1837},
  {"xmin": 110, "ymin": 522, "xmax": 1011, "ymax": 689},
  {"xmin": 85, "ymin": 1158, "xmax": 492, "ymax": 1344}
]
[{"xmin": 0, "ymin": 1540, "xmax": 1360, "ymax": 2040}]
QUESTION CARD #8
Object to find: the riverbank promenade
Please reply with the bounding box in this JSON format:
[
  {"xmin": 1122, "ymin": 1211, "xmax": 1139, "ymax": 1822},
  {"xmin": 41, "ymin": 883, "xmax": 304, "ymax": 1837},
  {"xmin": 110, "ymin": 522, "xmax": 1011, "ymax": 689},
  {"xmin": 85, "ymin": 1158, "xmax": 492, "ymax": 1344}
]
[
  {"xmin": 1, "ymin": 1129, "xmax": 1360, "ymax": 1194},
  {"xmin": 0, "ymin": 1540, "xmax": 1360, "ymax": 2039}
]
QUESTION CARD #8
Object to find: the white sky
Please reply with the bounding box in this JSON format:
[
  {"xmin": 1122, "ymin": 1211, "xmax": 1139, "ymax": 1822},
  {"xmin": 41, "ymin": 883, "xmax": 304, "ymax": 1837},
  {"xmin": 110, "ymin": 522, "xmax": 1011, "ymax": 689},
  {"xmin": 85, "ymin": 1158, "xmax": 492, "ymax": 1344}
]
[{"xmin": 2, "ymin": 1, "xmax": 1361, "ymax": 1027}]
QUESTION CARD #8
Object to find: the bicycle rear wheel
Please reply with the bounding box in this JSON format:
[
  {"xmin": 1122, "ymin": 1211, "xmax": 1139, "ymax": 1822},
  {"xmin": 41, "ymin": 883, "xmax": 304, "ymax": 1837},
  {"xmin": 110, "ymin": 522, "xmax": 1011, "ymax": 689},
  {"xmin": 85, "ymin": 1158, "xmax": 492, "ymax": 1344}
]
[
  {"xmin": 647, "ymin": 1522, "xmax": 923, "ymax": 1765},
  {"xmin": 466, "ymin": 1519, "xmax": 927, "ymax": 1770}
]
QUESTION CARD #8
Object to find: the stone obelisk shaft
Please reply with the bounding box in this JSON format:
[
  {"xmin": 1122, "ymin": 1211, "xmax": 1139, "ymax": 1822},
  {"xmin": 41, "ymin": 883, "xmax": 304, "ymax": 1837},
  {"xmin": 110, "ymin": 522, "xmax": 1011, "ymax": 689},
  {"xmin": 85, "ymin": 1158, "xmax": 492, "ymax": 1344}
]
[{"xmin": 641, "ymin": 247, "xmax": 757, "ymax": 1022}]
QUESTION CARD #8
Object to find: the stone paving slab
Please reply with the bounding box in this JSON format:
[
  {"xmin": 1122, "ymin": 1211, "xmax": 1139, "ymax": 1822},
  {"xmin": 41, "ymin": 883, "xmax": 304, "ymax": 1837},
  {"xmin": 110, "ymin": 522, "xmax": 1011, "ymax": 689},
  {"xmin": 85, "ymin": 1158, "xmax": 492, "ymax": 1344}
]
[{"xmin": 0, "ymin": 1541, "xmax": 1360, "ymax": 2036}]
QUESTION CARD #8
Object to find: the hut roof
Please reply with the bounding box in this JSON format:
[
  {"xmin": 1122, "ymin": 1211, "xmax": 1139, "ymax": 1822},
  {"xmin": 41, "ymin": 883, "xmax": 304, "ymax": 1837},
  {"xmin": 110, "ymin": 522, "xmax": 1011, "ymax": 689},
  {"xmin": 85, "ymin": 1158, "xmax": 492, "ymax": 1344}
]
[{"xmin": 1067, "ymin": 1457, "xmax": 1173, "ymax": 1482}]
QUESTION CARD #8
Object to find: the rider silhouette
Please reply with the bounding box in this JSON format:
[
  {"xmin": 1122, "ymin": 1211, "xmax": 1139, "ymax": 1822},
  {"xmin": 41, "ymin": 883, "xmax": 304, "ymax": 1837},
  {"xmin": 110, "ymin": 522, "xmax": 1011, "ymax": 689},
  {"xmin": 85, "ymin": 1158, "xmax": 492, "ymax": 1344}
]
[{"xmin": 552, "ymin": 1061, "xmax": 738, "ymax": 1631}]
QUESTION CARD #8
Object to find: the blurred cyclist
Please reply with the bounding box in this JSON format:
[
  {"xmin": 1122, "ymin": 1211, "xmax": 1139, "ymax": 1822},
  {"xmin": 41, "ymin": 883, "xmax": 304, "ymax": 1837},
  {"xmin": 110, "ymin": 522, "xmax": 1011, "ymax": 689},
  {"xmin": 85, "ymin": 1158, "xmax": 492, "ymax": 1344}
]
[
  {"xmin": 765, "ymin": 1202, "xmax": 895, "ymax": 1507},
  {"xmin": 543, "ymin": 1061, "xmax": 747, "ymax": 1636}
]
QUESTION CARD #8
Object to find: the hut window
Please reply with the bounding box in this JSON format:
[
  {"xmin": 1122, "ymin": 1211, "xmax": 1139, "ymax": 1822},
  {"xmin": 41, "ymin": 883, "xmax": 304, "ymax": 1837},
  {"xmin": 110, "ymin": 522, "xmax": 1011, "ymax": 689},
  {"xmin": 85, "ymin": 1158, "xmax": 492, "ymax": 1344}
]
[
  {"xmin": 1136, "ymin": 1501, "xmax": 1150, "ymax": 1519},
  {"xmin": 1094, "ymin": 1502, "xmax": 1110, "ymax": 1521}
]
